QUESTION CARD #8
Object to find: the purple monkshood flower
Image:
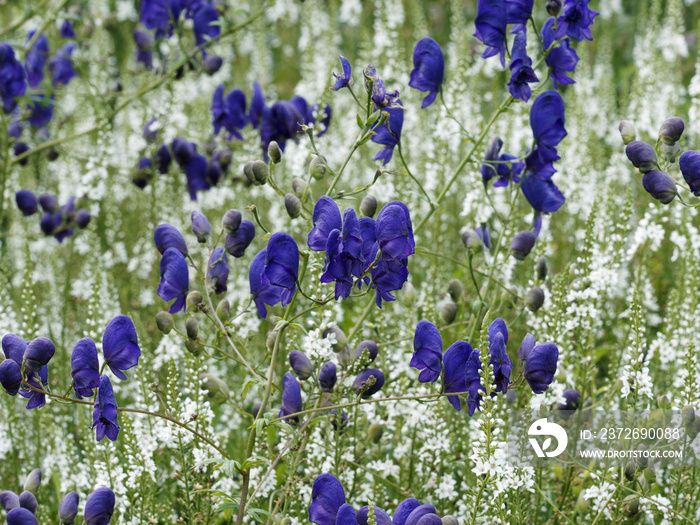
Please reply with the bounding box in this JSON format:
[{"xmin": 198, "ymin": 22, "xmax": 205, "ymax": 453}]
[
  {"xmin": 249, "ymin": 249, "xmax": 283, "ymax": 318},
  {"xmin": 557, "ymin": 388, "xmax": 581, "ymax": 411},
  {"xmin": 507, "ymin": 28, "xmax": 538, "ymax": 102},
  {"xmin": 260, "ymin": 100, "xmax": 304, "ymax": 157},
  {"xmin": 411, "ymin": 320, "xmax": 443, "ymax": 383},
  {"xmin": 376, "ymin": 201, "xmax": 415, "ymax": 261},
  {"xmin": 331, "ymin": 55, "xmax": 353, "ymax": 91},
  {"xmin": 279, "ymin": 372, "xmax": 302, "ymax": 423},
  {"xmin": 19, "ymin": 364, "xmax": 49, "ymax": 410},
  {"xmin": 3, "ymin": 333, "xmax": 27, "ymax": 366},
  {"xmin": 249, "ymin": 81, "xmax": 265, "ymax": 129},
  {"xmin": 264, "ymin": 232, "xmax": 299, "ymax": 304},
  {"xmin": 225, "ymin": 220, "xmax": 255, "ymax": 257},
  {"xmin": 506, "ymin": 0, "xmax": 534, "ymax": 24},
  {"xmin": 143, "ymin": 117, "xmax": 159, "ymax": 143},
  {"xmin": 60, "ymin": 20, "xmax": 75, "ymax": 39},
  {"xmin": 352, "ymin": 368, "xmax": 385, "ymax": 398},
  {"xmin": 7, "ymin": 508, "xmax": 38, "ymax": 525},
  {"xmin": 371, "ymin": 79, "xmax": 401, "ymax": 110},
  {"xmin": 642, "ymin": 170, "xmax": 677, "ymax": 205},
  {"xmin": 49, "ymin": 43, "xmax": 77, "ymax": 86},
  {"xmin": 481, "ymin": 136, "xmax": 524, "ymax": 187},
  {"xmin": 481, "ymin": 136, "xmax": 503, "ymax": 183},
  {"xmin": 442, "ymin": 340, "xmax": 472, "ymax": 411},
  {"xmin": 92, "ymin": 375, "xmax": 120, "ymax": 442},
  {"xmin": 207, "ymin": 247, "xmax": 229, "ymax": 294},
  {"xmin": 393, "ymin": 505, "xmax": 438, "ymax": 525},
  {"xmin": 25, "ymin": 32, "xmax": 49, "ymax": 88},
  {"xmin": 191, "ymin": 210, "xmax": 211, "ymax": 243},
  {"xmin": 555, "ymin": 0, "xmax": 598, "ymax": 42},
  {"xmin": 0, "ymin": 359, "xmax": 22, "ymax": 395},
  {"xmin": 23, "ymin": 337, "xmax": 55, "ymax": 372},
  {"xmin": 308, "ymin": 196, "xmax": 342, "ymax": 251},
  {"xmin": 27, "ymin": 94, "xmax": 54, "ymax": 128},
  {"xmin": 371, "ymin": 104, "xmax": 404, "ymax": 165},
  {"xmin": 408, "ymin": 38, "xmax": 444, "ymax": 108},
  {"xmin": 530, "ymin": 90, "xmax": 567, "ymax": 150},
  {"xmin": 191, "ymin": 1, "xmax": 220, "ymax": 47},
  {"xmin": 523, "ymin": 340, "xmax": 558, "ymax": 393},
  {"xmin": 157, "ymin": 247, "xmax": 189, "ymax": 313},
  {"xmin": 59, "ymin": 492, "xmax": 79, "ymax": 524},
  {"xmin": 71, "ymin": 337, "xmax": 100, "ymax": 398},
  {"xmin": 0, "ymin": 43, "xmax": 27, "ymax": 113},
  {"xmin": 140, "ymin": 0, "xmax": 184, "ymax": 38},
  {"xmin": 154, "ymin": 144, "xmax": 172, "ymax": 173},
  {"xmin": 84, "ymin": 487, "xmax": 116, "ymax": 525},
  {"xmin": 521, "ymin": 159, "xmax": 565, "ymax": 213},
  {"xmin": 309, "ymin": 473, "xmax": 346, "ymax": 525},
  {"xmin": 476, "ymin": 225, "xmax": 491, "ymax": 250},
  {"xmin": 185, "ymin": 151, "xmax": 211, "ymax": 200},
  {"xmin": 15, "ymin": 189, "xmax": 38, "ymax": 216},
  {"xmin": 541, "ymin": 17, "xmax": 579, "ymax": 88},
  {"xmin": 487, "ymin": 318, "xmax": 513, "ymax": 394},
  {"xmin": 212, "ymin": 84, "xmax": 247, "ymax": 140},
  {"xmin": 289, "ymin": 350, "xmax": 313, "ymax": 380},
  {"xmin": 154, "ymin": 224, "xmax": 188, "ymax": 255},
  {"xmin": 102, "ymin": 315, "xmax": 141, "ymax": 380},
  {"xmin": 474, "ymin": 0, "xmax": 507, "ymax": 66},
  {"xmin": 357, "ymin": 506, "xmax": 392, "ymax": 525},
  {"xmin": 679, "ymin": 150, "xmax": 700, "ymax": 196},
  {"xmin": 319, "ymin": 361, "xmax": 337, "ymax": 392}
]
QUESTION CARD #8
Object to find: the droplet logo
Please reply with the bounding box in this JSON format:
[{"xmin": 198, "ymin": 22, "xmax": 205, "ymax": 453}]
[{"xmin": 528, "ymin": 418, "xmax": 568, "ymax": 458}]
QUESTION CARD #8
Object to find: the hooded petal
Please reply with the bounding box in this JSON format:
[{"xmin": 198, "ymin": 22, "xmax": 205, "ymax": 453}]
[{"xmin": 102, "ymin": 315, "xmax": 141, "ymax": 380}]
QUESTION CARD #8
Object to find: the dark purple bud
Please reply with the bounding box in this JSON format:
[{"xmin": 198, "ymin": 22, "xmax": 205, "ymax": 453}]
[
  {"xmin": 279, "ymin": 372, "xmax": 303, "ymax": 424},
  {"xmin": 6, "ymin": 508, "xmax": 38, "ymax": 525},
  {"xmin": 330, "ymin": 408, "xmax": 348, "ymax": 432},
  {"xmin": 23, "ymin": 337, "xmax": 55, "ymax": 372},
  {"xmin": 642, "ymin": 170, "xmax": 676, "ymax": 204},
  {"xmin": 285, "ymin": 193, "xmax": 302, "ymax": 218},
  {"xmin": 222, "ymin": 209, "xmax": 242, "ymax": 234},
  {"xmin": 133, "ymin": 29, "xmax": 153, "ymax": 52},
  {"xmin": 191, "ymin": 211, "xmax": 212, "ymax": 243},
  {"xmin": 0, "ymin": 491, "xmax": 19, "ymax": 511},
  {"xmin": 352, "ymin": 368, "xmax": 385, "ymax": 398},
  {"xmin": 415, "ymin": 515, "xmax": 442, "ymax": 525},
  {"xmin": 14, "ymin": 142, "xmax": 30, "ymax": 165},
  {"xmin": 319, "ymin": 361, "xmax": 337, "ymax": 392},
  {"xmin": 38, "ymin": 193, "xmax": 59, "ymax": 212},
  {"xmin": 84, "ymin": 487, "xmax": 115, "ymax": 525},
  {"xmin": 556, "ymin": 388, "xmax": 581, "ymax": 411},
  {"xmin": 360, "ymin": 194, "xmax": 377, "ymax": 218},
  {"xmin": 289, "ymin": 350, "xmax": 313, "ymax": 380},
  {"xmin": 154, "ymin": 224, "xmax": 188, "ymax": 255},
  {"xmin": 15, "ymin": 190, "xmax": 38, "ymax": 216},
  {"xmin": 309, "ymin": 473, "xmax": 345, "ymax": 525},
  {"xmin": 203, "ymin": 55, "xmax": 223, "ymax": 75},
  {"xmin": 355, "ymin": 340, "xmax": 378, "ymax": 362},
  {"xmin": 75, "ymin": 209, "xmax": 91, "ymax": 229},
  {"xmin": 625, "ymin": 141, "xmax": 657, "ymax": 173},
  {"xmin": 510, "ymin": 230, "xmax": 536, "ymax": 260},
  {"xmin": 18, "ymin": 492, "xmax": 37, "ymax": 514},
  {"xmin": 23, "ymin": 469, "xmax": 41, "ymax": 493},
  {"xmin": 679, "ymin": 150, "xmax": 700, "ymax": 196},
  {"xmin": 60, "ymin": 20, "xmax": 75, "ymax": 39},
  {"xmin": 59, "ymin": 492, "xmax": 79, "ymax": 524},
  {"xmin": 525, "ymin": 286, "xmax": 545, "ymax": 312},
  {"xmin": 143, "ymin": 117, "xmax": 159, "ymax": 143},
  {"xmin": 545, "ymin": 0, "xmax": 561, "ymax": 16},
  {"xmin": 225, "ymin": 220, "xmax": 255, "ymax": 258},
  {"xmin": 658, "ymin": 116, "xmax": 684, "ymax": 145},
  {"xmin": 0, "ymin": 359, "xmax": 22, "ymax": 395},
  {"xmin": 154, "ymin": 143, "xmax": 171, "ymax": 174}
]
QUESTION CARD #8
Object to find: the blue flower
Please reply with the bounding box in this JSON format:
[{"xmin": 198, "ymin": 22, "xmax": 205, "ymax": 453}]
[
  {"xmin": 541, "ymin": 17, "xmax": 579, "ymax": 88},
  {"xmin": 309, "ymin": 473, "xmax": 345, "ymax": 525},
  {"xmin": 523, "ymin": 341, "xmax": 558, "ymax": 393},
  {"xmin": 555, "ymin": 0, "xmax": 598, "ymax": 42},
  {"xmin": 289, "ymin": 350, "xmax": 313, "ymax": 380},
  {"xmin": 23, "ymin": 337, "xmax": 55, "ymax": 373},
  {"xmin": 331, "ymin": 55, "xmax": 353, "ymax": 91},
  {"xmin": 336, "ymin": 504, "xmax": 359, "ymax": 525},
  {"xmin": 408, "ymin": 38, "xmax": 444, "ymax": 108},
  {"xmin": 27, "ymin": 94, "xmax": 54, "ymax": 128},
  {"xmin": 25, "ymin": 32, "xmax": 49, "ymax": 88},
  {"xmin": 481, "ymin": 136, "xmax": 503, "ymax": 183},
  {"xmin": 140, "ymin": 0, "xmax": 184, "ymax": 37},
  {"xmin": 191, "ymin": 1, "xmax": 220, "ymax": 47},
  {"xmin": 521, "ymin": 169, "xmax": 565, "ymax": 212},
  {"xmin": 264, "ymin": 232, "xmax": 299, "ymax": 305},
  {"xmin": 442, "ymin": 340, "xmax": 472, "ymax": 411},
  {"xmin": 249, "ymin": 81, "xmax": 266, "ymax": 128},
  {"xmin": 102, "ymin": 315, "xmax": 141, "ymax": 380},
  {"xmin": 49, "ymin": 43, "xmax": 76, "ymax": 86},
  {"xmin": 19, "ymin": 365, "xmax": 48, "ymax": 410},
  {"xmin": 393, "ymin": 499, "xmax": 422, "ymax": 525},
  {"xmin": 154, "ymin": 143, "xmax": 172, "ymax": 173},
  {"xmin": 6, "ymin": 508, "xmax": 38, "ymax": 525},
  {"xmin": 84, "ymin": 487, "xmax": 115, "ymax": 525},
  {"xmin": 60, "ymin": 20, "xmax": 75, "ymax": 39},
  {"xmin": 530, "ymin": 90, "xmax": 567, "ymax": 150},
  {"xmin": 679, "ymin": 151, "xmax": 700, "ymax": 195},
  {"xmin": 158, "ymin": 247, "xmax": 190, "ymax": 312},
  {"xmin": 507, "ymin": 28, "xmax": 538, "ymax": 102},
  {"xmin": 154, "ymin": 223, "xmax": 188, "ymax": 255},
  {"xmin": 357, "ymin": 506, "xmax": 392, "ymax": 525},
  {"xmin": 184, "ymin": 152, "xmax": 211, "ymax": 200},
  {"xmin": 370, "ymin": 79, "xmax": 401, "ymax": 110},
  {"xmin": 212, "ymin": 84, "xmax": 247, "ymax": 139},
  {"xmin": 401, "ymin": 504, "xmax": 439, "ymax": 525},
  {"xmin": 625, "ymin": 140, "xmax": 657, "ymax": 173},
  {"xmin": 191, "ymin": 211, "xmax": 211, "ymax": 243},
  {"xmin": 557, "ymin": 388, "xmax": 581, "ymax": 411},
  {"xmin": 411, "ymin": 320, "xmax": 443, "ymax": 383},
  {"xmin": 0, "ymin": 359, "xmax": 22, "ymax": 396},
  {"xmin": 279, "ymin": 372, "xmax": 302, "ymax": 423},
  {"xmin": 15, "ymin": 189, "xmax": 38, "ymax": 216},
  {"xmin": 71, "ymin": 337, "xmax": 100, "ymax": 398},
  {"xmin": 642, "ymin": 170, "xmax": 676, "ymax": 204},
  {"xmin": 371, "ymin": 105, "xmax": 404, "ymax": 165},
  {"xmin": 92, "ymin": 375, "xmax": 120, "ymax": 442},
  {"xmin": 308, "ymin": 196, "xmax": 342, "ymax": 251},
  {"xmin": 481, "ymin": 137, "xmax": 524, "ymax": 187},
  {"xmin": 487, "ymin": 318, "xmax": 512, "ymax": 393},
  {"xmin": 0, "ymin": 44, "xmax": 27, "ymax": 113},
  {"xmin": 510, "ymin": 230, "xmax": 537, "ymax": 260},
  {"xmin": 133, "ymin": 30, "xmax": 154, "ymax": 69},
  {"xmin": 506, "ymin": 0, "xmax": 534, "ymax": 24},
  {"xmin": 58, "ymin": 492, "xmax": 79, "ymax": 524},
  {"xmin": 376, "ymin": 201, "xmax": 415, "ymax": 260},
  {"xmin": 207, "ymin": 246, "xmax": 229, "ymax": 294},
  {"xmin": 319, "ymin": 361, "xmax": 337, "ymax": 392},
  {"xmin": 260, "ymin": 100, "xmax": 303, "ymax": 155},
  {"xmin": 225, "ymin": 220, "xmax": 256, "ymax": 257},
  {"xmin": 249, "ymin": 249, "xmax": 283, "ymax": 318},
  {"xmin": 352, "ymin": 368, "xmax": 385, "ymax": 398},
  {"xmin": 474, "ymin": 0, "xmax": 507, "ymax": 66}
]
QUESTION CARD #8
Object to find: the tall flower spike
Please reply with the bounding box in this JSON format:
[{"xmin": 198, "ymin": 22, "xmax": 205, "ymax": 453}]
[
  {"xmin": 102, "ymin": 315, "xmax": 141, "ymax": 380},
  {"xmin": 71, "ymin": 337, "xmax": 100, "ymax": 398},
  {"xmin": 157, "ymin": 247, "xmax": 190, "ymax": 313},
  {"xmin": 411, "ymin": 320, "xmax": 443, "ymax": 383},
  {"xmin": 92, "ymin": 375, "xmax": 120, "ymax": 442},
  {"xmin": 408, "ymin": 37, "xmax": 444, "ymax": 108}
]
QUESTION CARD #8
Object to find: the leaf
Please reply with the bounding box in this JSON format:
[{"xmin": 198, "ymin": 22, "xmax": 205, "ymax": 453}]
[
  {"xmin": 241, "ymin": 454, "xmax": 269, "ymax": 470},
  {"xmin": 248, "ymin": 507, "xmax": 274, "ymax": 523},
  {"xmin": 241, "ymin": 379, "xmax": 256, "ymax": 400},
  {"xmin": 356, "ymin": 114, "xmax": 364, "ymax": 128}
]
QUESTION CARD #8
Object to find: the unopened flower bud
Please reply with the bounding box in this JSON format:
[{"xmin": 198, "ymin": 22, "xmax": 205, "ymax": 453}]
[
  {"xmin": 222, "ymin": 209, "xmax": 242, "ymax": 235},
  {"xmin": 657, "ymin": 394, "xmax": 671, "ymax": 409},
  {"xmin": 319, "ymin": 361, "xmax": 337, "ymax": 392},
  {"xmin": 200, "ymin": 373, "xmax": 229, "ymax": 403},
  {"xmin": 658, "ymin": 116, "xmax": 685, "ymax": 146},
  {"xmin": 185, "ymin": 339, "xmax": 201, "ymax": 356},
  {"xmin": 440, "ymin": 301, "xmax": 457, "ymax": 324},
  {"xmin": 0, "ymin": 491, "xmax": 19, "ymax": 511},
  {"xmin": 216, "ymin": 299, "xmax": 230, "ymax": 320},
  {"xmin": 525, "ymin": 286, "xmax": 545, "ymax": 312},
  {"xmin": 642, "ymin": 170, "xmax": 676, "ymax": 204},
  {"xmin": 268, "ymin": 141, "xmax": 282, "ymax": 164},
  {"xmin": 461, "ymin": 229, "xmax": 482, "ymax": 252},
  {"xmin": 309, "ymin": 155, "xmax": 326, "ymax": 179},
  {"xmin": 191, "ymin": 211, "xmax": 212, "ymax": 243},
  {"xmin": 18, "ymin": 491, "xmax": 37, "ymax": 513},
  {"xmin": 636, "ymin": 444, "xmax": 648, "ymax": 468},
  {"xmin": 75, "ymin": 209, "xmax": 91, "ymax": 229},
  {"xmin": 186, "ymin": 318, "xmax": 199, "ymax": 340},
  {"xmin": 360, "ymin": 194, "xmax": 378, "ymax": 218},
  {"xmin": 289, "ymin": 350, "xmax": 314, "ymax": 380},
  {"xmin": 266, "ymin": 331, "xmax": 278, "ymax": 350},
  {"xmin": 536, "ymin": 256, "xmax": 548, "ymax": 281},
  {"xmin": 292, "ymin": 177, "xmax": 308, "ymax": 200},
  {"xmin": 337, "ymin": 346, "xmax": 351, "ymax": 367},
  {"xmin": 355, "ymin": 340, "xmax": 378, "ymax": 362},
  {"xmin": 353, "ymin": 369, "xmax": 385, "ymax": 398},
  {"xmin": 23, "ymin": 469, "xmax": 42, "ymax": 494},
  {"xmin": 186, "ymin": 291, "xmax": 203, "ymax": 311},
  {"xmin": 156, "ymin": 311, "xmax": 174, "ymax": 334},
  {"xmin": 618, "ymin": 120, "xmax": 636, "ymax": 145},
  {"xmin": 661, "ymin": 142, "xmax": 681, "ymax": 163},
  {"xmin": 448, "ymin": 279, "xmax": 463, "ymax": 302},
  {"xmin": 510, "ymin": 231, "xmax": 536, "ymax": 260},
  {"xmin": 625, "ymin": 141, "xmax": 658, "ymax": 173},
  {"xmin": 285, "ymin": 193, "xmax": 302, "ymax": 218},
  {"xmin": 368, "ymin": 422, "xmax": 383, "ymax": 443},
  {"xmin": 624, "ymin": 461, "xmax": 636, "ymax": 481},
  {"xmin": 251, "ymin": 160, "xmax": 269, "ymax": 185},
  {"xmin": 243, "ymin": 161, "xmax": 256, "ymax": 184},
  {"xmin": 323, "ymin": 326, "xmax": 347, "ymax": 352},
  {"xmin": 681, "ymin": 405, "xmax": 695, "ymax": 425},
  {"xmin": 622, "ymin": 495, "xmax": 640, "ymax": 517},
  {"xmin": 59, "ymin": 492, "xmax": 79, "ymax": 524},
  {"xmin": 545, "ymin": 0, "xmax": 561, "ymax": 16},
  {"xmin": 203, "ymin": 55, "xmax": 223, "ymax": 76}
]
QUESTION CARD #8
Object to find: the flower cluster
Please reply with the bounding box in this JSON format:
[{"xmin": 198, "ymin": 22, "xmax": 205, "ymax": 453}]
[{"xmin": 14, "ymin": 190, "xmax": 91, "ymax": 242}]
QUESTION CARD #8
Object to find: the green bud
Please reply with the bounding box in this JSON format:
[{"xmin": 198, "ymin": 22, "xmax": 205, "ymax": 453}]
[
  {"xmin": 266, "ymin": 331, "xmax": 278, "ymax": 351},
  {"xmin": 440, "ymin": 301, "xmax": 457, "ymax": 325},
  {"xmin": 309, "ymin": 155, "xmax": 327, "ymax": 180},
  {"xmin": 471, "ymin": 299, "xmax": 483, "ymax": 315},
  {"xmin": 200, "ymin": 373, "xmax": 230, "ymax": 403},
  {"xmin": 636, "ymin": 444, "xmax": 648, "ymax": 468},
  {"xmin": 292, "ymin": 177, "xmax": 308, "ymax": 200},
  {"xmin": 268, "ymin": 141, "xmax": 283, "ymax": 164},
  {"xmin": 622, "ymin": 495, "xmax": 640, "ymax": 517},
  {"xmin": 323, "ymin": 326, "xmax": 347, "ymax": 352},
  {"xmin": 24, "ymin": 468, "xmax": 42, "ymax": 494},
  {"xmin": 661, "ymin": 142, "xmax": 681, "ymax": 164},
  {"xmin": 624, "ymin": 461, "xmax": 636, "ymax": 481},
  {"xmin": 525, "ymin": 286, "xmax": 545, "ymax": 312},
  {"xmin": 402, "ymin": 282, "xmax": 416, "ymax": 305},
  {"xmin": 657, "ymin": 395, "xmax": 671, "ymax": 410},
  {"xmin": 252, "ymin": 160, "xmax": 269, "ymax": 185},
  {"xmin": 574, "ymin": 490, "xmax": 589, "ymax": 512},
  {"xmin": 186, "ymin": 291, "xmax": 203, "ymax": 311},
  {"xmin": 243, "ymin": 161, "xmax": 256, "ymax": 184},
  {"xmin": 360, "ymin": 194, "xmax": 378, "ymax": 218},
  {"xmin": 216, "ymin": 299, "xmax": 230, "ymax": 320},
  {"xmin": 461, "ymin": 229, "xmax": 482, "ymax": 253},
  {"xmin": 447, "ymin": 279, "xmax": 463, "ymax": 302},
  {"xmin": 681, "ymin": 405, "xmax": 695, "ymax": 425},
  {"xmin": 185, "ymin": 339, "xmax": 202, "ymax": 356},
  {"xmin": 285, "ymin": 193, "xmax": 302, "ymax": 218},
  {"xmin": 156, "ymin": 311, "xmax": 174, "ymax": 334},
  {"xmin": 368, "ymin": 423, "xmax": 383, "ymax": 443},
  {"xmin": 618, "ymin": 120, "xmax": 636, "ymax": 145},
  {"xmin": 536, "ymin": 256, "xmax": 548, "ymax": 281},
  {"xmin": 186, "ymin": 317, "xmax": 199, "ymax": 340}
]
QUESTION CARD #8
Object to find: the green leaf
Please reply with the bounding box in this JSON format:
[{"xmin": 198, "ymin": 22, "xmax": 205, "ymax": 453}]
[
  {"xmin": 356, "ymin": 113, "xmax": 364, "ymax": 128},
  {"xmin": 240, "ymin": 454, "xmax": 269, "ymax": 470},
  {"xmin": 248, "ymin": 507, "xmax": 274, "ymax": 523}
]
